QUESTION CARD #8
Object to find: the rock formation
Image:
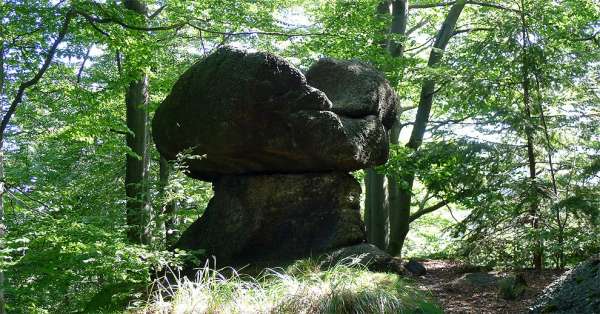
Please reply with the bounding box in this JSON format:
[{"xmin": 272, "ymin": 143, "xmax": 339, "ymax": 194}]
[
  {"xmin": 153, "ymin": 47, "xmax": 398, "ymax": 268},
  {"xmin": 530, "ymin": 254, "xmax": 600, "ymax": 313}
]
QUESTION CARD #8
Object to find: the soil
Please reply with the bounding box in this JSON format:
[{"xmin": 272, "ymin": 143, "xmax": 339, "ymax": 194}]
[{"xmin": 412, "ymin": 260, "xmax": 565, "ymax": 314}]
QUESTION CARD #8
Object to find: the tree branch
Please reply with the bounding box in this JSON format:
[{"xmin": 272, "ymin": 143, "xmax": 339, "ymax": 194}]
[
  {"xmin": 399, "ymin": 105, "xmax": 418, "ymax": 113},
  {"xmin": 407, "ymin": 18, "xmax": 429, "ymax": 36},
  {"xmin": 187, "ymin": 23, "xmax": 331, "ymax": 38},
  {"xmin": 410, "ymin": 1, "xmax": 520, "ymax": 13},
  {"xmin": 0, "ymin": 10, "xmax": 74, "ymax": 147},
  {"xmin": 76, "ymin": 45, "xmax": 92, "ymax": 83},
  {"xmin": 453, "ymin": 27, "xmax": 494, "ymax": 35},
  {"xmin": 77, "ymin": 10, "xmax": 332, "ymax": 38},
  {"xmin": 148, "ymin": 4, "xmax": 167, "ymax": 19},
  {"xmin": 409, "ymin": 1, "xmax": 457, "ymax": 9},
  {"xmin": 409, "ymin": 199, "xmax": 449, "ymax": 222},
  {"xmin": 75, "ymin": 10, "xmax": 186, "ymax": 31}
]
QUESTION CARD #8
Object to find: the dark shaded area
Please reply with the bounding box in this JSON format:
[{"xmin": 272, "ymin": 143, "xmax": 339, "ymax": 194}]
[
  {"xmin": 175, "ymin": 172, "xmax": 366, "ymax": 266},
  {"xmin": 405, "ymin": 259, "xmax": 427, "ymax": 276},
  {"xmin": 530, "ymin": 255, "xmax": 600, "ymax": 313}
]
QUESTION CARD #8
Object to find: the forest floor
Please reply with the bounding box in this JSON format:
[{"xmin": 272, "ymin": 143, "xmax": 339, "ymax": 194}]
[{"xmin": 412, "ymin": 260, "xmax": 565, "ymax": 314}]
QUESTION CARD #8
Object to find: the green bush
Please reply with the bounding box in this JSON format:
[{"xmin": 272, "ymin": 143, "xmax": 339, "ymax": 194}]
[{"xmin": 3, "ymin": 216, "xmax": 185, "ymax": 313}]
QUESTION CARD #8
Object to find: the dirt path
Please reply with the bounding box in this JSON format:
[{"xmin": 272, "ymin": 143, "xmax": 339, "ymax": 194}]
[{"xmin": 412, "ymin": 260, "xmax": 564, "ymax": 314}]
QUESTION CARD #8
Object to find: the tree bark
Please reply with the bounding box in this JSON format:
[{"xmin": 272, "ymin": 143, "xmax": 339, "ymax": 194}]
[
  {"xmin": 364, "ymin": 0, "xmax": 392, "ymax": 250},
  {"xmin": 386, "ymin": 0, "xmax": 410, "ymax": 256},
  {"xmin": 159, "ymin": 157, "xmax": 178, "ymax": 246},
  {"xmin": 519, "ymin": 1, "xmax": 543, "ymax": 270},
  {"xmin": 0, "ymin": 41, "xmax": 6, "ymax": 314},
  {"xmin": 387, "ymin": 0, "xmax": 466, "ymax": 256},
  {"xmin": 124, "ymin": 0, "xmax": 152, "ymax": 244},
  {"xmin": 534, "ymin": 73, "xmax": 562, "ymax": 268}
]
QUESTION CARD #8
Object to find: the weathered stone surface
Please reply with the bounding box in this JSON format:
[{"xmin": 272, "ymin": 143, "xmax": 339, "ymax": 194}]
[
  {"xmin": 152, "ymin": 47, "xmax": 396, "ymax": 180},
  {"xmin": 175, "ymin": 172, "xmax": 366, "ymax": 266},
  {"xmin": 530, "ymin": 255, "xmax": 600, "ymax": 313},
  {"xmin": 321, "ymin": 243, "xmax": 404, "ymax": 274},
  {"xmin": 306, "ymin": 58, "xmax": 398, "ymax": 129}
]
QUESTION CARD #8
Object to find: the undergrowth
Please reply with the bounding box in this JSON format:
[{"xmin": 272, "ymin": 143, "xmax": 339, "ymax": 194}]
[{"xmin": 137, "ymin": 259, "xmax": 441, "ymax": 314}]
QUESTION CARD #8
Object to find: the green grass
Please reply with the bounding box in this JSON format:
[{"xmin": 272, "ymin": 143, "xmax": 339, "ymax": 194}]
[{"xmin": 138, "ymin": 259, "xmax": 442, "ymax": 314}]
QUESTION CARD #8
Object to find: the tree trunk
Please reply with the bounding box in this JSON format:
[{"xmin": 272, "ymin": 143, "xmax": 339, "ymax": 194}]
[
  {"xmin": 0, "ymin": 41, "xmax": 6, "ymax": 314},
  {"xmin": 519, "ymin": 2, "xmax": 543, "ymax": 270},
  {"xmin": 534, "ymin": 74, "xmax": 562, "ymax": 268},
  {"xmin": 386, "ymin": 0, "xmax": 410, "ymax": 256},
  {"xmin": 124, "ymin": 0, "xmax": 152, "ymax": 244},
  {"xmin": 159, "ymin": 157, "xmax": 178, "ymax": 246},
  {"xmin": 387, "ymin": 0, "xmax": 466, "ymax": 256},
  {"xmin": 364, "ymin": 0, "xmax": 392, "ymax": 250}
]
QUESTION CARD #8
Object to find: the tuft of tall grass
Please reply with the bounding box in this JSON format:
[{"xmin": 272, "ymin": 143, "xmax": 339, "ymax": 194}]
[{"xmin": 138, "ymin": 259, "xmax": 441, "ymax": 314}]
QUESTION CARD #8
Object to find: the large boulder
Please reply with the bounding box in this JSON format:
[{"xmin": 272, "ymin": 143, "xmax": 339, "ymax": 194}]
[
  {"xmin": 175, "ymin": 172, "xmax": 366, "ymax": 266},
  {"xmin": 530, "ymin": 255, "xmax": 600, "ymax": 313},
  {"xmin": 321, "ymin": 243, "xmax": 404, "ymax": 274},
  {"xmin": 152, "ymin": 47, "xmax": 397, "ymax": 180}
]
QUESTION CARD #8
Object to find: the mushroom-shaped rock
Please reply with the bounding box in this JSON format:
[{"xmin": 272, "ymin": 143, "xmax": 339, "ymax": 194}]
[{"xmin": 152, "ymin": 47, "xmax": 397, "ymax": 180}]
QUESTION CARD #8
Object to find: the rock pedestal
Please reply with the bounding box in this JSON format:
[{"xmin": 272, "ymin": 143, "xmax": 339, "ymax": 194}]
[
  {"xmin": 153, "ymin": 47, "xmax": 399, "ymax": 268},
  {"xmin": 176, "ymin": 173, "xmax": 365, "ymax": 266}
]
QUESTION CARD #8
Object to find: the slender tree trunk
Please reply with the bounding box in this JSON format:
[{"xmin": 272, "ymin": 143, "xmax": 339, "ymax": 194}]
[
  {"xmin": 520, "ymin": 2, "xmax": 543, "ymax": 270},
  {"xmin": 534, "ymin": 75, "xmax": 563, "ymax": 268},
  {"xmin": 159, "ymin": 157, "xmax": 178, "ymax": 246},
  {"xmin": 386, "ymin": 0, "xmax": 410, "ymax": 256},
  {"xmin": 0, "ymin": 41, "xmax": 6, "ymax": 314},
  {"xmin": 388, "ymin": 1, "xmax": 466, "ymax": 256},
  {"xmin": 124, "ymin": 0, "xmax": 152, "ymax": 244},
  {"xmin": 365, "ymin": 0, "xmax": 392, "ymax": 250}
]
